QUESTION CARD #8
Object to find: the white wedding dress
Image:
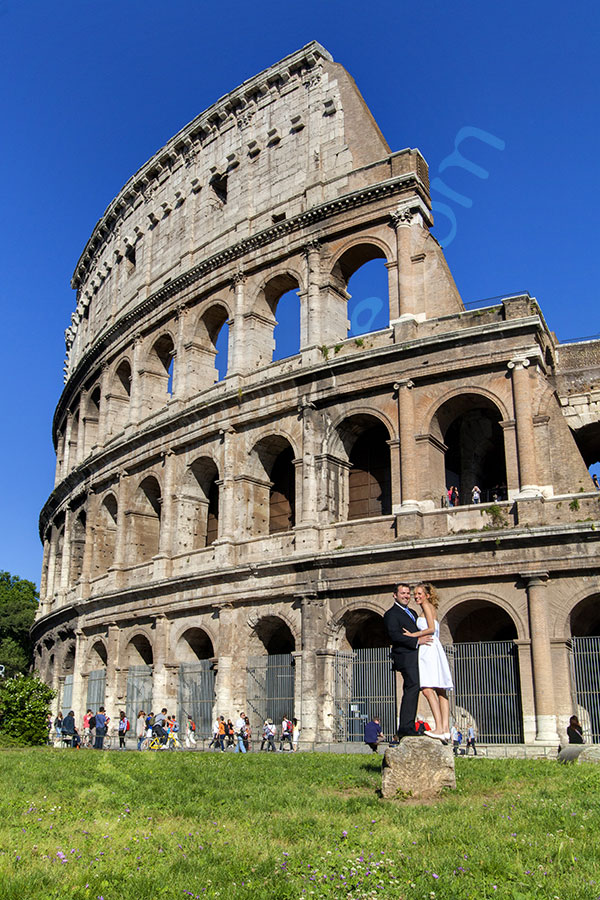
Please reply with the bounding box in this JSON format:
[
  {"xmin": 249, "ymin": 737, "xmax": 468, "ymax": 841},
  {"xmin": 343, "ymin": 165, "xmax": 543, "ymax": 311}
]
[{"xmin": 416, "ymin": 617, "xmax": 453, "ymax": 690}]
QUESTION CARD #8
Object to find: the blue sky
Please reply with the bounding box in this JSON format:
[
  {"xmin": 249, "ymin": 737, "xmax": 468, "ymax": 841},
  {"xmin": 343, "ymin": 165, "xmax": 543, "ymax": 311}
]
[{"xmin": 1, "ymin": 0, "xmax": 599, "ymax": 585}]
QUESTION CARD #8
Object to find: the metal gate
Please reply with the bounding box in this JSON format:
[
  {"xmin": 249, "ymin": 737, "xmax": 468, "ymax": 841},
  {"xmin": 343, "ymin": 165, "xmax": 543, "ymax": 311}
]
[
  {"xmin": 446, "ymin": 641, "xmax": 523, "ymax": 743},
  {"xmin": 177, "ymin": 661, "xmax": 215, "ymax": 738},
  {"xmin": 86, "ymin": 669, "xmax": 106, "ymax": 711},
  {"xmin": 570, "ymin": 636, "xmax": 600, "ymax": 742},
  {"xmin": 61, "ymin": 674, "xmax": 74, "ymax": 713},
  {"xmin": 126, "ymin": 665, "xmax": 153, "ymax": 724},
  {"xmin": 333, "ymin": 648, "xmax": 397, "ymax": 742},
  {"xmin": 247, "ymin": 653, "xmax": 295, "ymax": 726}
]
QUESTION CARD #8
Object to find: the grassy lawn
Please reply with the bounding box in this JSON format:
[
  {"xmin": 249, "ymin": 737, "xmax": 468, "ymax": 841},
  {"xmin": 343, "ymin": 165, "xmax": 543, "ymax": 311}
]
[{"xmin": 1, "ymin": 749, "xmax": 600, "ymax": 900}]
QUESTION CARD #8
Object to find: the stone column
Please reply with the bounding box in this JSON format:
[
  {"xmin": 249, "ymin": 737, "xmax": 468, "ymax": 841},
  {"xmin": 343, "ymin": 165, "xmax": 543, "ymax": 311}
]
[
  {"xmin": 62, "ymin": 412, "xmax": 74, "ymax": 477},
  {"xmin": 104, "ymin": 623, "xmax": 120, "ymax": 713},
  {"xmin": 298, "ymin": 595, "xmax": 329, "ymax": 742},
  {"xmin": 54, "ymin": 432, "xmax": 65, "ymax": 487},
  {"xmin": 390, "ymin": 208, "xmax": 416, "ymax": 320},
  {"xmin": 152, "ymin": 614, "xmax": 172, "ymax": 712},
  {"xmin": 76, "ymin": 389, "xmax": 87, "ymax": 465},
  {"xmin": 40, "ymin": 537, "xmax": 50, "ymax": 605},
  {"xmin": 173, "ymin": 305, "xmax": 189, "ymax": 399},
  {"xmin": 46, "ymin": 528, "xmax": 59, "ymax": 603},
  {"xmin": 395, "ymin": 380, "xmax": 418, "ymax": 508},
  {"xmin": 523, "ymin": 573, "xmax": 559, "ymax": 742},
  {"xmin": 508, "ymin": 357, "xmax": 540, "ymax": 496},
  {"xmin": 213, "ymin": 603, "xmax": 239, "ymax": 715},
  {"xmin": 59, "ymin": 507, "xmax": 73, "ymax": 593},
  {"xmin": 71, "ymin": 630, "xmax": 87, "ymax": 720},
  {"xmin": 154, "ymin": 451, "xmax": 175, "ymax": 578},
  {"xmin": 128, "ymin": 335, "xmax": 143, "ymax": 426},
  {"xmin": 228, "ymin": 273, "xmax": 246, "ymax": 376},
  {"xmin": 96, "ymin": 364, "xmax": 109, "ymax": 448},
  {"xmin": 213, "ymin": 428, "xmax": 236, "ymax": 566},
  {"xmin": 302, "ymin": 239, "xmax": 322, "ymax": 350},
  {"xmin": 295, "ymin": 400, "xmax": 321, "ymax": 552},
  {"xmin": 79, "ymin": 491, "xmax": 97, "ymax": 598},
  {"xmin": 111, "ymin": 473, "xmax": 128, "ymax": 581}
]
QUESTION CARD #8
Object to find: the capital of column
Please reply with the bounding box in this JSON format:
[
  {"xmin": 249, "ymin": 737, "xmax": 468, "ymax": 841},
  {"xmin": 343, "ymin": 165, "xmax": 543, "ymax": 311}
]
[
  {"xmin": 390, "ymin": 207, "xmax": 414, "ymax": 229},
  {"xmin": 394, "ymin": 379, "xmax": 414, "ymax": 392},
  {"xmin": 521, "ymin": 572, "xmax": 549, "ymax": 588},
  {"xmin": 508, "ymin": 356, "xmax": 530, "ymax": 372},
  {"xmin": 231, "ymin": 270, "xmax": 246, "ymax": 288},
  {"xmin": 302, "ymin": 237, "xmax": 322, "ymax": 256}
]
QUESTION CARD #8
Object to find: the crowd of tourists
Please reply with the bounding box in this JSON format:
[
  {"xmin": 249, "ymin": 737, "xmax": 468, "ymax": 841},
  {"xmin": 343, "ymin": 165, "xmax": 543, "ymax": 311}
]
[{"xmin": 48, "ymin": 707, "xmax": 300, "ymax": 752}]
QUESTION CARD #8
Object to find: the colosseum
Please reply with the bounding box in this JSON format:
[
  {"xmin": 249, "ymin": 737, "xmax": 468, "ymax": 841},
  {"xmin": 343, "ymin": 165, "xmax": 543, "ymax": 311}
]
[{"xmin": 34, "ymin": 42, "xmax": 600, "ymax": 749}]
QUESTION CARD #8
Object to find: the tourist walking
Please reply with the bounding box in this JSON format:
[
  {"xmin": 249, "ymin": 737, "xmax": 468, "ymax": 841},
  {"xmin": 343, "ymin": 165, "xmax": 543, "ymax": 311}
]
[
  {"xmin": 466, "ymin": 723, "xmax": 477, "ymax": 755},
  {"xmin": 118, "ymin": 711, "xmax": 130, "ymax": 749},
  {"xmin": 94, "ymin": 707, "xmax": 108, "ymax": 749},
  {"xmin": 280, "ymin": 715, "xmax": 293, "ymax": 751},
  {"xmin": 185, "ymin": 715, "xmax": 197, "ymax": 748},
  {"xmin": 292, "ymin": 718, "xmax": 300, "ymax": 752},
  {"xmin": 136, "ymin": 711, "xmax": 146, "ymax": 750}
]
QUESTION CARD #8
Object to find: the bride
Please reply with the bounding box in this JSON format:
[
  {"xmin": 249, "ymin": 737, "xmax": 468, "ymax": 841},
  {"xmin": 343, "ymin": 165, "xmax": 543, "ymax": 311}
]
[{"xmin": 403, "ymin": 582, "xmax": 453, "ymax": 740}]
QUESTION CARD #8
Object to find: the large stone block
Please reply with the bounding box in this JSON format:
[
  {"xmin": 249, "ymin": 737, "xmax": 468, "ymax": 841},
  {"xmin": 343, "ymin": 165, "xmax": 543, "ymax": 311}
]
[{"xmin": 381, "ymin": 737, "xmax": 456, "ymax": 799}]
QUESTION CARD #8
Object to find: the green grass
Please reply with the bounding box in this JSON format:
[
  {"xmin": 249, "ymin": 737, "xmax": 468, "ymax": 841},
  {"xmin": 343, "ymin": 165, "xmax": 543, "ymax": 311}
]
[{"xmin": 2, "ymin": 749, "xmax": 600, "ymax": 899}]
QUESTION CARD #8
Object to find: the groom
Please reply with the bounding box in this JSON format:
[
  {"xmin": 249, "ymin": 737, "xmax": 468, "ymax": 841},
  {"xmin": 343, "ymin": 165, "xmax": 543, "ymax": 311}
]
[{"xmin": 383, "ymin": 583, "xmax": 431, "ymax": 739}]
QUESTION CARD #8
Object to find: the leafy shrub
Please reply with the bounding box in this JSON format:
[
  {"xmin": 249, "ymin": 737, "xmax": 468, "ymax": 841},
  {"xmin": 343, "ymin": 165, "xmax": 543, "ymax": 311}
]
[{"xmin": 0, "ymin": 675, "xmax": 54, "ymax": 745}]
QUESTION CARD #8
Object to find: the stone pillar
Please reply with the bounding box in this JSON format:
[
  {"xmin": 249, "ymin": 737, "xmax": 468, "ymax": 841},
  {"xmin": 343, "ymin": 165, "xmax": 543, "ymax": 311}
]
[
  {"xmin": 46, "ymin": 528, "xmax": 58, "ymax": 603},
  {"xmin": 62, "ymin": 412, "xmax": 74, "ymax": 477},
  {"xmin": 213, "ymin": 603, "xmax": 243, "ymax": 714},
  {"xmin": 152, "ymin": 614, "xmax": 173, "ymax": 712},
  {"xmin": 228, "ymin": 273, "xmax": 246, "ymax": 376},
  {"xmin": 173, "ymin": 305, "xmax": 189, "ymax": 399},
  {"xmin": 76, "ymin": 389, "xmax": 87, "ymax": 466},
  {"xmin": 71, "ymin": 630, "xmax": 87, "ymax": 720},
  {"xmin": 395, "ymin": 380, "xmax": 418, "ymax": 508},
  {"xmin": 523, "ymin": 573, "xmax": 559, "ymax": 742},
  {"xmin": 112, "ymin": 474, "xmax": 128, "ymax": 572},
  {"xmin": 128, "ymin": 335, "xmax": 143, "ymax": 426},
  {"xmin": 508, "ymin": 357, "xmax": 540, "ymax": 496},
  {"xmin": 514, "ymin": 638, "xmax": 536, "ymax": 744},
  {"xmin": 298, "ymin": 595, "xmax": 329, "ymax": 742},
  {"xmin": 96, "ymin": 364, "xmax": 109, "ymax": 448},
  {"xmin": 154, "ymin": 451, "xmax": 175, "ymax": 578},
  {"xmin": 59, "ymin": 507, "xmax": 73, "ymax": 593},
  {"xmin": 390, "ymin": 208, "xmax": 416, "ymax": 320},
  {"xmin": 54, "ymin": 432, "xmax": 65, "ymax": 487},
  {"xmin": 79, "ymin": 491, "xmax": 97, "ymax": 598},
  {"xmin": 315, "ymin": 650, "xmax": 337, "ymax": 743},
  {"xmin": 104, "ymin": 623, "xmax": 120, "ymax": 713},
  {"xmin": 302, "ymin": 239, "xmax": 322, "ymax": 350},
  {"xmin": 213, "ymin": 428, "xmax": 236, "ymax": 566},
  {"xmin": 294, "ymin": 400, "xmax": 321, "ymax": 551}
]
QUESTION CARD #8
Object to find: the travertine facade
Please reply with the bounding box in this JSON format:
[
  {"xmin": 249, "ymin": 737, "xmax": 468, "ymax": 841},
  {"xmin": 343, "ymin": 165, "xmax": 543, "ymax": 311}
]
[{"xmin": 34, "ymin": 43, "xmax": 600, "ymax": 745}]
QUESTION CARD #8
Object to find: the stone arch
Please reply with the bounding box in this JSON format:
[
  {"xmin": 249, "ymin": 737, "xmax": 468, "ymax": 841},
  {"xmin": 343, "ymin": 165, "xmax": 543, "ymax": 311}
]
[
  {"xmin": 69, "ymin": 505, "xmax": 87, "ymax": 585},
  {"xmin": 439, "ymin": 594, "xmax": 521, "ymax": 644},
  {"xmin": 250, "ymin": 270, "xmax": 303, "ymax": 365},
  {"xmin": 247, "ymin": 433, "xmax": 298, "ymax": 535},
  {"xmin": 427, "ymin": 391, "xmax": 509, "ymax": 506},
  {"xmin": 335, "ymin": 604, "xmax": 389, "ymax": 650},
  {"xmin": 88, "ymin": 639, "xmax": 108, "ymax": 669},
  {"xmin": 327, "ymin": 412, "xmax": 392, "ymax": 521},
  {"xmin": 188, "ymin": 301, "xmax": 231, "ymax": 392},
  {"xmin": 108, "ymin": 357, "xmax": 132, "ymax": 434},
  {"xmin": 566, "ymin": 591, "xmax": 600, "ymax": 638},
  {"xmin": 249, "ymin": 614, "xmax": 296, "ymax": 655},
  {"xmin": 94, "ymin": 492, "xmax": 118, "ymax": 575},
  {"xmin": 176, "ymin": 456, "xmax": 220, "ymax": 551},
  {"xmin": 175, "ymin": 627, "xmax": 215, "ymax": 662},
  {"xmin": 330, "ymin": 239, "xmax": 391, "ymax": 338},
  {"xmin": 140, "ymin": 332, "xmax": 175, "ymax": 416},
  {"xmin": 125, "ymin": 632, "xmax": 154, "ymax": 666},
  {"xmin": 83, "ymin": 383, "xmax": 101, "ymax": 455},
  {"xmin": 128, "ymin": 474, "xmax": 162, "ymax": 563}
]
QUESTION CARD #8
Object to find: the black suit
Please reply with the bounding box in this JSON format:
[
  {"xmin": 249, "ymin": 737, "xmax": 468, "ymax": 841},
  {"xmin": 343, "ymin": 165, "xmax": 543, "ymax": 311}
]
[{"xmin": 383, "ymin": 602, "xmax": 420, "ymax": 737}]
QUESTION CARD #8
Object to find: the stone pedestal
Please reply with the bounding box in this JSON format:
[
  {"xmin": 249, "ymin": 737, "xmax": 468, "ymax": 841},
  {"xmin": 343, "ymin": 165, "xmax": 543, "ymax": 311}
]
[{"xmin": 381, "ymin": 737, "xmax": 456, "ymax": 799}]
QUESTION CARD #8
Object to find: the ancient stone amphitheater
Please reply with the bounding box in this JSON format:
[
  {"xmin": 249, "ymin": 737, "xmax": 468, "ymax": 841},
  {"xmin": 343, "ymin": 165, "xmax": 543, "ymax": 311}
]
[{"xmin": 34, "ymin": 42, "xmax": 600, "ymax": 747}]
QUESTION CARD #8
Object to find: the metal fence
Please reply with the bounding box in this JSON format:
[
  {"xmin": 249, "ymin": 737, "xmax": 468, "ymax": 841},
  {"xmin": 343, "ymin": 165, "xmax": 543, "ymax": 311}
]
[
  {"xmin": 446, "ymin": 641, "xmax": 523, "ymax": 743},
  {"xmin": 125, "ymin": 665, "xmax": 153, "ymax": 725},
  {"xmin": 247, "ymin": 654, "xmax": 296, "ymax": 726},
  {"xmin": 570, "ymin": 636, "xmax": 600, "ymax": 742},
  {"xmin": 178, "ymin": 661, "xmax": 216, "ymax": 738},
  {"xmin": 86, "ymin": 669, "xmax": 106, "ymax": 711},
  {"xmin": 333, "ymin": 648, "xmax": 397, "ymax": 742}
]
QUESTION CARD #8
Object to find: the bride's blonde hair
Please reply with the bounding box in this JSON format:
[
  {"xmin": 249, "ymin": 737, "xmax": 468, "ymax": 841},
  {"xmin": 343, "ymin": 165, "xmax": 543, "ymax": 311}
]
[{"xmin": 415, "ymin": 582, "xmax": 440, "ymax": 610}]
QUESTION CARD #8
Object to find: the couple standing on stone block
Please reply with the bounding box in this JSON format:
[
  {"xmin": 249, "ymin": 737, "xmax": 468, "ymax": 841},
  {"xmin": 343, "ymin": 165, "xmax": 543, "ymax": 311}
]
[{"xmin": 384, "ymin": 582, "xmax": 454, "ymax": 742}]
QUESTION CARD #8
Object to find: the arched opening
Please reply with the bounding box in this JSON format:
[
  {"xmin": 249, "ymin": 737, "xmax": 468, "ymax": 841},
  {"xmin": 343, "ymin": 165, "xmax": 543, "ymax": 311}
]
[
  {"xmin": 269, "ymin": 445, "xmax": 295, "ymax": 533},
  {"xmin": 248, "ymin": 435, "xmax": 296, "ymax": 536},
  {"xmin": 130, "ymin": 476, "xmax": 161, "ymax": 563},
  {"xmin": 347, "ymin": 423, "xmax": 391, "ymax": 519},
  {"xmin": 335, "ymin": 607, "xmax": 395, "ymax": 741},
  {"xmin": 570, "ymin": 422, "xmax": 600, "ymax": 487},
  {"xmin": 188, "ymin": 304, "xmax": 230, "ymax": 393},
  {"xmin": 125, "ymin": 635, "xmax": 153, "ymax": 725},
  {"xmin": 177, "ymin": 457, "xmax": 219, "ymax": 551},
  {"xmin": 69, "ymin": 508, "xmax": 86, "ymax": 584},
  {"xmin": 332, "ymin": 244, "xmax": 389, "ymax": 339},
  {"xmin": 84, "ymin": 385, "xmax": 101, "ymax": 455},
  {"xmin": 68, "ymin": 408, "xmax": 79, "ymax": 468},
  {"xmin": 176, "ymin": 628, "xmax": 214, "ymax": 662},
  {"xmin": 126, "ymin": 634, "xmax": 154, "ymax": 666},
  {"xmin": 108, "ymin": 359, "xmax": 132, "ymax": 435},
  {"xmin": 266, "ymin": 275, "xmax": 300, "ymax": 361},
  {"xmin": 52, "ymin": 514, "xmax": 65, "ymax": 596},
  {"xmin": 60, "ymin": 642, "xmax": 76, "ymax": 713},
  {"xmin": 89, "ymin": 641, "xmax": 108, "ymax": 667},
  {"xmin": 142, "ymin": 334, "xmax": 175, "ymax": 416},
  {"xmin": 431, "ymin": 394, "xmax": 507, "ymax": 505},
  {"xmin": 94, "ymin": 494, "xmax": 118, "ymax": 575},
  {"xmin": 247, "ymin": 616, "xmax": 295, "ymax": 726},
  {"xmin": 214, "ymin": 320, "xmax": 229, "ymax": 381},
  {"xmin": 176, "ymin": 628, "xmax": 216, "ymax": 737},
  {"xmin": 569, "ymin": 594, "xmax": 600, "ymax": 742},
  {"xmin": 441, "ymin": 599, "xmax": 522, "ymax": 743}
]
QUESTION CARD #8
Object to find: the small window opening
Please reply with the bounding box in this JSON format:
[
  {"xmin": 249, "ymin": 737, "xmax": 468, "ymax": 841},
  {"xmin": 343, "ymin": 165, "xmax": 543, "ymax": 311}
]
[
  {"xmin": 272, "ymin": 212, "xmax": 286, "ymax": 224},
  {"xmin": 210, "ymin": 172, "xmax": 228, "ymax": 204},
  {"xmin": 125, "ymin": 245, "xmax": 136, "ymax": 268}
]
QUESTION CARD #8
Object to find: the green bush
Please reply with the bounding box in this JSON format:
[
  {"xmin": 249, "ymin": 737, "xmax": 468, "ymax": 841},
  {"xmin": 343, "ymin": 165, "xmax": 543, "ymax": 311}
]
[{"xmin": 0, "ymin": 675, "xmax": 54, "ymax": 745}]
